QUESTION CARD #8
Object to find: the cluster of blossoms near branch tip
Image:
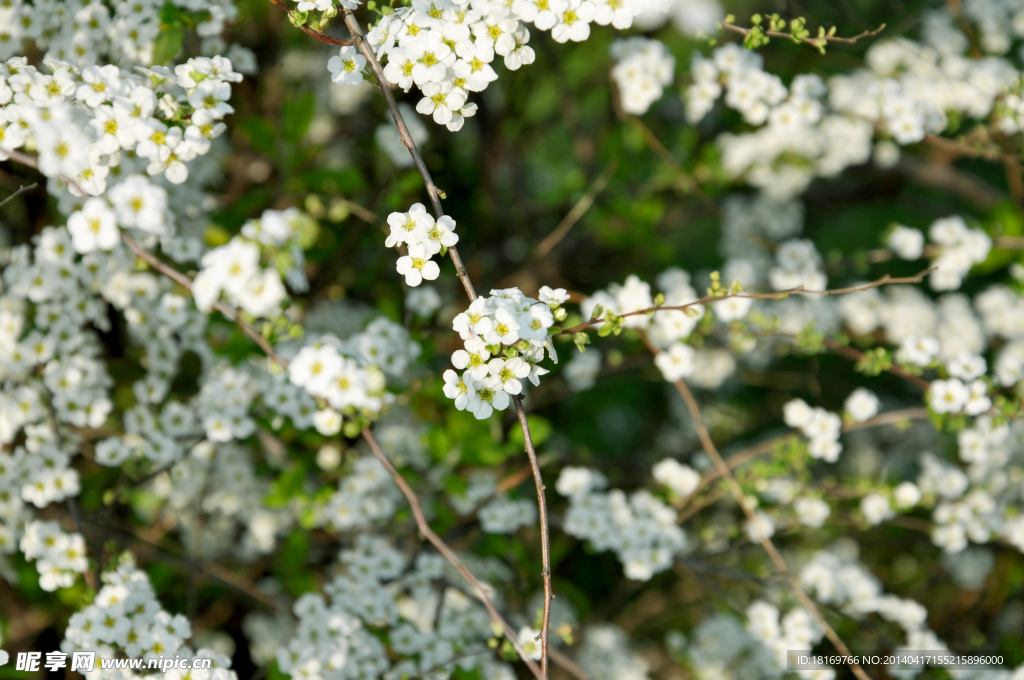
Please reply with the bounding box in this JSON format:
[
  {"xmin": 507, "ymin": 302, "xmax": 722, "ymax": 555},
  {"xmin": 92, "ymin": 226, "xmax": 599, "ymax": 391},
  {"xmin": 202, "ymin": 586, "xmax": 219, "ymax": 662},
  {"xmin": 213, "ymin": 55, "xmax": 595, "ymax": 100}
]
[
  {"xmin": 338, "ymin": 0, "xmax": 649, "ymax": 130},
  {"xmin": 0, "ymin": 56, "xmax": 242, "ymax": 190},
  {"xmin": 384, "ymin": 202, "xmax": 458, "ymax": 286},
  {"xmin": 442, "ymin": 286, "xmax": 566, "ymax": 419}
]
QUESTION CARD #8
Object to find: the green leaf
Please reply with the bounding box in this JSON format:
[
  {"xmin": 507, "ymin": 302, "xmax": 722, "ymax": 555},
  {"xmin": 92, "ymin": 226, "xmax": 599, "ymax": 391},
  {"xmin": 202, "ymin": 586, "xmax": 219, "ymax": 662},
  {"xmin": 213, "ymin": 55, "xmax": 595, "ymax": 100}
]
[
  {"xmin": 282, "ymin": 91, "xmax": 317, "ymax": 144},
  {"xmin": 508, "ymin": 415, "xmax": 553, "ymax": 447},
  {"xmin": 152, "ymin": 24, "xmax": 184, "ymax": 66},
  {"xmin": 240, "ymin": 117, "xmax": 278, "ymax": 156}
]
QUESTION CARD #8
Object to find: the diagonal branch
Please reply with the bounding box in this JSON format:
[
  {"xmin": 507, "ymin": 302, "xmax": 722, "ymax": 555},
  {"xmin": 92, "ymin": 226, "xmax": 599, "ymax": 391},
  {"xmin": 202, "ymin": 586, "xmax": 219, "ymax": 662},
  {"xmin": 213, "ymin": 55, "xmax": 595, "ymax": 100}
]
[
  {"xmin": 362, "ymin": 428, "xmax": 546, "ymax": 680},
  {"xmin": 340, "ymin": 8, "xmax": 477, "ymax": 301},
  {"xmin": 644, "ymin": 339, "xmax": 873, "ymax": 680},
  {"xmin": 512, "ymin": 395, "xmax": 552, "ymax": 675},
  {"xmin": 0, "ymin": 181, "xmax": 37, "ymax": 210},
  {"xmin": 560, "ymin": 268, "xmax": 936, "ymax": 337},
  {"xmin": 533, "ymin": 161, "xmax": 617, "ymax": 260},
  {"xmin": 265, "ymin": 0, "xmax": 356, "ymax": 45}
]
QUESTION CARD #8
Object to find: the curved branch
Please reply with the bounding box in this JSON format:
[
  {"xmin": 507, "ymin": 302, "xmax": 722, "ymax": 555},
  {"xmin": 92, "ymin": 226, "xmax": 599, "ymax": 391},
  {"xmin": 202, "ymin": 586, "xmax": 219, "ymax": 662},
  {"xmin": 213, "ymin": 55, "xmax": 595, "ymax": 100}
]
[
  {"xmin": 560, "ymin": 268, "xmax": 936, "ymax": 337},
  {"xmin": 362, "ymin": 428, "xmax": 546, "ymax": 680}
]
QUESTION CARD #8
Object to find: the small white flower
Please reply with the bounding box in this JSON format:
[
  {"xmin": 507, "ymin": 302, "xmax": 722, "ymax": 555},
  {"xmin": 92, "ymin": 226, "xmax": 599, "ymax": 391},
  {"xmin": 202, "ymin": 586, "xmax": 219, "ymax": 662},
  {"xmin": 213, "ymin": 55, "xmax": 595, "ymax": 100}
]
[
  {"xmin": 396, "ymin": 244, "xmax": 440, "ymax": 286},
  {"xmin": 328, "ymin": 46, "xmax": 367, "ymax": 86}
]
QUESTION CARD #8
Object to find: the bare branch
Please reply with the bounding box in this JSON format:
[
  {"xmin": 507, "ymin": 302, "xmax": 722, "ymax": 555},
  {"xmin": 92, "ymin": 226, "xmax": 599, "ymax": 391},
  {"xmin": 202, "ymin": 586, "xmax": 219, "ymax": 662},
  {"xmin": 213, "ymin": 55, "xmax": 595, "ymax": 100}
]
[
  {"xmin": 560, "ymin": 268, "xmax": 936, "ymax": 337},
  {"xmin": 533, "ymin": 161, "xmax": 617, "ymax": 259},
  {"xmin": 265, "ymin": 0, "xmax": 356, "ymax": 45},
  {"xmin": 721, "ymin": 20, "xmax": 886, "ymax": 47},
  {"xmin": 0, "ymin": 182, "xmax": 37, "ymax": 210},
  {"xmin": 512, "ymin": 395, "xmax": 552, "ymax": 676},
  {"xmin": 361, "ymin": 428, "xmax": 546, "ymax": 680},
  {"xmin": 676, "ymin": 408, "xmax": 931, "ymax": 521},
  {"xmin": 644, "ymin": 338, "xmax": 873, "ymax": 680},
  {"xmin": 340, "ymin": 8, "xmax": 477, "ymax": 302}
]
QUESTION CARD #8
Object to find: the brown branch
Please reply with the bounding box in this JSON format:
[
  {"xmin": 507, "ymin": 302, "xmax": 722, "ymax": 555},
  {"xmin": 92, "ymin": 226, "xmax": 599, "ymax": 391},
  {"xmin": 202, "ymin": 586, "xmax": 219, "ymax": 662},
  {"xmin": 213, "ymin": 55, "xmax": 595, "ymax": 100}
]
[
  {"xmin": 0, "ymin": 182, "xmax": 37, "ymax": 210},
  {"xmin": 533, "ymin": 161, "xmax": 617, "ymax": 260},
  {"xmin": 120, "ymin": 233, "xmax": 289, "ymax": 369},
  {"xmin": 663, "ymin": 366, "xmax": 874, "ymax": 680},
  {"xmin": 512, "ymin": 395, "xmax": 552, "ymax": 676},
  {"xmin": 721, "ymin": 20, "xmax": 886, "ymax": 47},
  {"xmin": 560, "ymin": 268, "xmax": 935, "ymax": 337},
  {"xmin": 265, "ymin": 0, "xmax": 356, "ymax": 45},
  {"xmin": 83, "ymin": 518, "xmax": 279, "ymax": 609},
  {"xmin": 676, "ymin": 408, "xmax": 931, "ymax": 521},
  {"xmin": 362, "ymin": 428, "xmax": 546, "ymax": 680},
  {"xmin": 340, "ymin": 8, "xmax": 477, "ymax": 302}
]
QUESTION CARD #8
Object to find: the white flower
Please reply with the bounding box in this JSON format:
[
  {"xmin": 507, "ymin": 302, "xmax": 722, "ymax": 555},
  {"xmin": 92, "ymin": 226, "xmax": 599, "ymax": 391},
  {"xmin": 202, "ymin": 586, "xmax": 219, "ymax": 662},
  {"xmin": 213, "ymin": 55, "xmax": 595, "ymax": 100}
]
[
  {"xmin": 860, "ymin": 493, "xmax": 894, "ymax": 525},
  {"xmin": 714, "ymin": 295, "xmax": 752, "ymax": 322},
  {"xmin": 67, "ymin": 198, "xmax": 119, "ymax": 253},
  {"xmin": 794, "ymin": 497, "xmax": 830, "ymax": 527},
  {"xmin": 328, "ymin": 46, "xmax": 367, "ymax": 86},
  {"xmin": 518, "ymin": 627, "xmax": 542, "ymax": 660},
  {"xmin": 888, "ymin": 225, "xmax": 924, "ymax": 259},
  {"xmin": 313, "ymin": 408, "xmax": 343, "ymax": 435},
  {"xmin": 894, "ymin": 482, "xmax": 921, "ymax": 509},
  {"xmin": 654, "ymin": 342, "xmax": 695, "ymax": 382},
  {"xmin": 486, "ymin": 357, "xmax": 531, "ymax": 395},
  {"xmin": 652, "ymin": 458, "xmax": 700, "ymax": 497},
  {"xmin": 442, "ymin": 369, "xmax": 475, "ymax": 410},
  {"xmin": 746, "ymin": 511, "xmax": 775, "ymax": 542},
  {"xmin": 783, "ymin": 398, "xmax": 813, "ymax": 429},
  {"xmin": 396, "ymin": 244, "xmax": 440, "ymax": 286},
  {"xmin": 844, "ymin": 388, "xmax": 879, "ymax": 423},
  {"xmin": 539, "ymin": 286, "xmax": 570, "ymax": 305},
  {"xmin": 929, "ymin": 378, "xmax": 969, "ymax": 414}
]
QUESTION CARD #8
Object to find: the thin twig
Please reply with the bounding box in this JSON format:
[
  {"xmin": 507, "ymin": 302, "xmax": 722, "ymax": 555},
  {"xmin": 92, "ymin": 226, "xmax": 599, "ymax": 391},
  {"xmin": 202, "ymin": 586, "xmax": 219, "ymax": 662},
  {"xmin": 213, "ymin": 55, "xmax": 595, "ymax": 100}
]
[
  {"xmin": 721, "ymin": 20, "xmax": 886, "ymax": 46},
  {"xmin": 560, "ymin": 268, "xmax": 936, "ymax": 337},
  {"xmin": 0, "ymin": 182, "xmax": 37, "ymax": 210},
  {"xmin": 265, "ymin": 0, "xmax": 356, "ymax": 45},
  {"xmin": 120, "ymin": 232, "xmax": 289, "ymax": 368},
  {"xmin": 361, "ymin": 428, "xmax": 545, "ymax": 680},
  {"xmin": 512, "ymin": 395, "xmax": 552, "ymax": 676},
  {"xmin": 533, "ymin": 162, "xmax": 617, "ymax": 259},
  {"xmin": 649, "ymin": 340, "xmax": 873, "ymax": 680},
  {"xmin": 676, "ymin": 408, "xmax": 931, "ymax": 521},
  {"xmin": 341, "ymin": 8, "xmax": 477, "ymax": 301}
]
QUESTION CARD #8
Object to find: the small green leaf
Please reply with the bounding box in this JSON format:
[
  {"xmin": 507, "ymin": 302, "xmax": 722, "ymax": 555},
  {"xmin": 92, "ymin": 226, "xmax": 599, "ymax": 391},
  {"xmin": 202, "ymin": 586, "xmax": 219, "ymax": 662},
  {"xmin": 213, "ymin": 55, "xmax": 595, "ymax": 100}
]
[
  {"xmin": 152, "ymin": 24, "xmax": 184, "ymax": 66},
  {"xmin": 282, "ymin": 91, "xmax": 317, "ymax": 144}
]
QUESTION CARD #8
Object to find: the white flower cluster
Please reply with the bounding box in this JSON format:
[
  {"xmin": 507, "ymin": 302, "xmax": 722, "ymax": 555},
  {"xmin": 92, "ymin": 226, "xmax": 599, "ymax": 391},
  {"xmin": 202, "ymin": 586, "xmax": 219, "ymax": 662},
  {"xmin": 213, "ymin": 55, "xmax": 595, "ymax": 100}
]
[
  {"xmin": 745, "ymin": 601, "xmax": 826, "ymax": 676},
  {"xmin": 19, "ymin": 520, "xmax": 88, "ymax": 591},
  {"xmin": 478, "ymin": 494, "xmax": 538, "ymax": 533},
  {"xmin": 687, "ymin": 45, "xmax": 872, "ymax": 199},
  {"xmin": 318, "ymin": 453, "xmax": 399, "ymax": 531},
  {"xmin": 442, "ymin": 286, "xmax": 562, "ymax": 419},
  {"xmin": 364, "ymin": 0, "xmax": 644, "ymax": 130},
  {"xmin": 289, "ymin": 343, "xmax": 389, "ymax": 433},
  {"xmin": 783, "ymin": 399, "xmax": 843, "ymax": 463},
  {"xmin": 800, "ymin": 548, "xmax": 952, "ymax": 675},
  {"xmin": 928, "ymin": 216, "xmax": 992, "ymax": 291},
  {"xmin": 286, "ymin": 317, "xmax": 420, "ymax": 432},
  {"xmin": 384, "ymin": 203, "xmax": 458, "ymax": 287},
  {"xmin": 558, "ymin": 466, "xmax": 687, "ymax": 581},
  {"xmin": 0, "ymin": 0, "xmax": 247, "ymax": 67},
  {"xmin": 577, "ymin": 624, "xmax": 651, "ymax": 680},
  {"xmin": 193, "ymin": 207, "xmax": 317, "ymax": 319},
  {"xmin": 610, "ymin": 37, "xmax": 674, "ymax": 116},
  {"xmin": 62, "ymin": 558, "xmax": 237, "ymax": 678},
  {"xmin": 652, "ymin": 457, "xmax": 700, "ymax": 497},
  {"xmin": 581, "ymin": 269, "xmax": 738, "ymax": 385},
  {"xmin": 0, "ymin": 55, "xmax": 241, "ymax": 190},
  {"xmin": 688, "ymin": 5, "xmax": 1024, "ymax": 199},
  {"xmin": 1, "ymin": 421, "xmax": 82, "ymax": 514},
  {"xmin": 278, "ymin": 540, "xmax": 515, "ymax": 679}
]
